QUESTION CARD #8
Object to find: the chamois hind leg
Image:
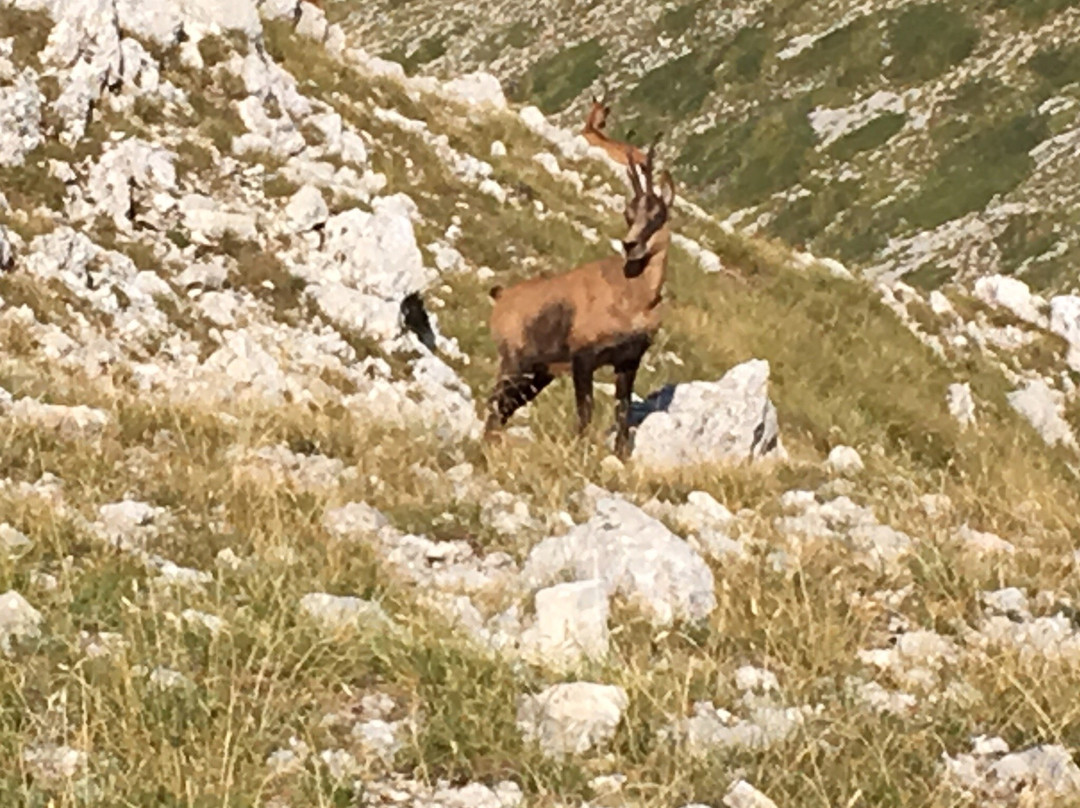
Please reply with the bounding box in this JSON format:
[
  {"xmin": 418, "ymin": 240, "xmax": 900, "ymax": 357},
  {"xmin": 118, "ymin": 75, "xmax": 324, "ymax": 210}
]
[
  {"xmin": 571, "ymin": 353, "xmax": 595, "ymax": 436},
  {"xmin": 613, "ymin": 357, "xmax": 643, "ymax": 459},
  {"xmin": 484, "ymin": 365, "xmax": 553, "ymax": 435}
]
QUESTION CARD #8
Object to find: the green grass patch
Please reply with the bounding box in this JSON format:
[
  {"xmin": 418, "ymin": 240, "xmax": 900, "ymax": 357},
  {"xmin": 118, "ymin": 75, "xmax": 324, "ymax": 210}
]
[
  {"xmin": 1028, "ymin": 44, "xmax": 1080, "ymax": 89},
  {"xmin": 887, "ymin": 3, "xmax": 980, "ymax": 84},
  {"xmin": 898, "ymin": 111, "xmax": 1047, "ymax": 230},
  {"xmin": 511, "ymin": 38, "xmax": 606, "ymax": 114},
  {"xmin": 904, "ymin": 261, "xmax": 956, "ymax": 291},
  {"xmin": 828, "ymin": 112, "xmax": 907, "ymax": 162},
  {"xmin": 781, "ymin": 13, "xmax": 888, "ymax": 93},
  {"xmin": 679, "ymin": 96, "xmax": 817, "ymax": 205}
]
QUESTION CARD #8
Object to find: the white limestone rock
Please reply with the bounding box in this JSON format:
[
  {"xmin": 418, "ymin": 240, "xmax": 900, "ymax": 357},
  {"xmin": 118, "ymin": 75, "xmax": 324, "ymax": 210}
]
[
  {"xmin": 442, "ymin": 72, "xmax": 507, "ymax": 110},
  {"xmin": 85, "ymin": 138, "xmax": 177, "ymax": 230},
  {"xmin": 0, "ymin": 68, "xmax": 42, "ymax": 166},
  {"xmin": 724, "ymin": 780, "xmax": 779, "ymax": 808},
  {"xmin": 1050, "ymin": 295, "xmax": 1080, "ymax": 372},
  {"xmin": 1007, "ymin": 380, "xmax": 1077, "ymax": 449},
  {"xmin": 0, "ymin": 590, "xmax": 43, "ymax": 653},
  {"xmin": 92, "ymin": 500, "xmax": 167, "ymax": 553},
  {"xmin": 973, "ymin": 275, "xmax": 1047, "ymax": 327},
  {"xmin": 7, "ymin": 396, "xmax": 110, "ymax": 440},
  {"xmin": 947, "ymin": 382, "xmax": 976, "ymax": 429},
  {"xmin": 284, "ymin": 184, "xmax": 329, "ymax": 233},
  {"xmin": 520, "ymin": 580, "xmax": 610, "ymax": 672},
  {"xmin": 522, "ymin": 496, "xmax": 716, "ymax": 627},
  {"xmin": 944, "ymin": 741, "xmax": 1080, "ymax": 805},
  {"xmin": 0, "ymin": 224, "xmax": 13, "ymax": 271},
  {"xmin": 825, "ymin": 445, "xmax": 864, "ymax": 475},
  {"xmin": 0, "ymin": 524, "xmax": 31, "ymax": 558},
  {"xmin": 299, "ymin": 593, "xmax": 393, "ymax": 633},
  {"xmin": 22, "ymin": 745, "xmax": 88, "ymax": 788},
  {"xmin": 630, "ymin": 360, "xmax": 784, "ymax": 469},
  {"xmin": 516, "ymin": 682, "xmax": 628, "ymax": 757}
]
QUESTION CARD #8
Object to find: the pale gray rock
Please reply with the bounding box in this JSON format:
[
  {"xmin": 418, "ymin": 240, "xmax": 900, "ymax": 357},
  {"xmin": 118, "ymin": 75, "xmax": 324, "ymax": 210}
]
[
  {"xmin": 520, "ymin": 580, "xmax": 610, "ymax": 672},
  {"xmin": 0, "ymin": 67, "xmax": 42, "ymax": 166},
  {"xmin": 284, "ymin": 184, "xmax": 329, "ymax": 233},
  {"xmin": 85, "ymin": 138, "xmax": 177, "ymax": 230},
  {"xmin": 944, "ymin": 741, "xmax": 1080, "ymax": 805},
  {"xmin": 974, "ymin": 614, "xmax": 1080, "ymax": 664},
  {"xmin": 323, "ymin": 502, "xmax": 391, "ymax": 541},
  {"xmin": 196, "ymin": 290, "xmax": 240, "ymax": 327},
  {"xmin": 179, "ymin": 194, "xmax": 259, "ymax": 242},
  {"xmin": 825, "ymin": 445, "xmax": 864, "ymax": 475},
  {"xmin": 947, "ymin": 382, "xmax": 976, "ymax": 428},
  {"xmin": 674, "ymin": 699, "xmax": 815, "ymax": 754},
  {"xmin": 442, "ymin": 72, "xmax": 507, "ymax": 110},
  {"xmin": 777, "ymin": 495, "xmax": 913, "ymax": 574},
  {"xmin": 7, "ymin": 396, "xmax": 110, "ymax": 440},
  {"xmin": 672, "ymin": 233, "xmax": 726, "ymax": 274},
  {"xmin": 177, "ymin": 0, "xmax": 262, "ymax": 39},
  {"xmin": 295, "ymin": 1, "xmax": 327, "ymax": 40},
  {"xmin": 630, "ymin": 359, "xmax": 784, "ymax": 469},
  {"xmin": 92, "ymin": 500, "xmax": 167, "ymax": 553},
  {"xmin": 724, "ymin": 780, "xmax": 779, "ymax": 808},
  {"xmin": 1007, "ymin": 380, "xmax": 1077, "ymax": 449},
  {"xmin": 522, "ymin": 496, "xmax": 716, "ymax": 627},
  {"xmin": 0, "ymin": 224, "xmax": 12, "ymax": 271},
  {"xmin": 0, "ymin": 524, "xmax": 31, "ymax": 558},
  {"xmin": 22, "ymin": 745, "xmax": 87, "ymax": 788},
  {"xmin": 299, "ymin": 593, "xmax": 393, "ymax": 633},
  {"xmin": 517, "ymin": 682, "xmax": 628, "ymax": 757},
  {"xmin": 955, "ymin": 524, "xmax": 1016, "ymax": 557},
  {"xmin": 974, "ymin": 275, "xmax": 1047, "ymax": 327},
  {"xmin": 148, "ymin": 666, "xmax": 192, "ymax": 690},
  {"xmin": 981, "ymin": 587, "xmax": 1031, "ymax": 618},
  {"xmin": 351, "ymin": 719, "xmax": 402, "ymax": 764},
  {"xmin": 176, "ymin": 257, "xmax": 229, "ymax": 290},
  {"xmin": 0, "ymin": 590, "xmax": 43, "ymax": 653},
  {"xmin": 233, "ymin": 94, "xmax": 306, "ymax": 157},
  {"xmin": 1050, "ymin": 295, "xmax": 1080, "ymax": 372}
]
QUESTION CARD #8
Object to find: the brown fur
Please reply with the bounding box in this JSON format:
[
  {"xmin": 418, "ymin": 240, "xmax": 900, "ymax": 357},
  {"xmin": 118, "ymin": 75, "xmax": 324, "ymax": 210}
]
[
  {"xmin": 580, "ymin": 97, "xmax": 646, "ymax": 167},
  {"xmin": 484, "ymin": 143, "xmax": 676, "ymax": 457}
]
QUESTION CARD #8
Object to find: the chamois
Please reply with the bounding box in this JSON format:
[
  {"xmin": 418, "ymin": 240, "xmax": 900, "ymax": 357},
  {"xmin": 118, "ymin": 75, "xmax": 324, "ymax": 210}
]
[
  {"xmin": 484, "ymin": 139, "xmax": 675, "ymax": 458},
  {"xmin": 581, "ymin": 89, "xmax": 646, "ymax": 167}
]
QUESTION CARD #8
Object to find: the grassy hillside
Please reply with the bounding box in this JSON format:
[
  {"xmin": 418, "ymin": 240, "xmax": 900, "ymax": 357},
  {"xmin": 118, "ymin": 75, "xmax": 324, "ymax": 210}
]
[{"xmin": 2, "ymin": 2, "xmax": 1080, "ymax": 807}]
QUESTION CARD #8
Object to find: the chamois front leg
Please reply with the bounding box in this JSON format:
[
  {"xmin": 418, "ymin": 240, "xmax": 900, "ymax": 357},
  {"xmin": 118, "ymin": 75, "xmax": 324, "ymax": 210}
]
[
  {"xmin": 571, "ymin": 353, "xmax": 595, "ymax": 436},
  {"xmin": 613, "ymin": 360, "xmax": 641, "ymax": 459},
  {"xmin": 484, "ymin": 365, "xmax": 554, "ymax": 436}
]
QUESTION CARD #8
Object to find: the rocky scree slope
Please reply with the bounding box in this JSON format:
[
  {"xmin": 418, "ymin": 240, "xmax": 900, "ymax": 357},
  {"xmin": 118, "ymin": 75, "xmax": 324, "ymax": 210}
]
[
  {"xmin": 339, "ymin": 0, "xmax": 1080, "ymax": 296},
  {"xmin": 4, "ymin": 0, "xmax": 1080, "ymax": 807}
]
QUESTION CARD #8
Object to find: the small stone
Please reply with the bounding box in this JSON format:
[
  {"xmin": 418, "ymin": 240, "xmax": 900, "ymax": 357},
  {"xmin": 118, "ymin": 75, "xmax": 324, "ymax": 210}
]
[
  {"xmin": 723, "ymin": 780, "xmax": 779, "ymax": 808},
  {"xmin": 0, "ymin": 590, "xmax": 42, "ymax": 653},
  {"xmin": 299, "ymin": 593, "xmax": 393, "ymax": 633},
  {"xmin": 947, "ymin": 382, "xmax": 976, "ymax": 428},
  {"xmin": 516, "ymin": 682, "xmax": 628, "ymax": 757},
  {"xmin": 825, "ymin": 445, "xmax": 864, "ymax": 475},
  {"xmin": 284, "ymin": 184, "xmax": 329, "ymax": 233}
]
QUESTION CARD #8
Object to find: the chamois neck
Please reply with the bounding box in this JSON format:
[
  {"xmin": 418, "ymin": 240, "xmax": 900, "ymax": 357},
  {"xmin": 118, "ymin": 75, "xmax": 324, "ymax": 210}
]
[{"xmin": 623, "ymin": 228, "xmax": 670, "ymax": 288}]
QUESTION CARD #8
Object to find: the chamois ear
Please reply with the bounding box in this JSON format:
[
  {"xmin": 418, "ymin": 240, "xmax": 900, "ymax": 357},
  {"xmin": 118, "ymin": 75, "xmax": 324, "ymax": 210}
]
[{"xmin": 659, "ymin": 170, "xmax": 675, "ymax": 207}]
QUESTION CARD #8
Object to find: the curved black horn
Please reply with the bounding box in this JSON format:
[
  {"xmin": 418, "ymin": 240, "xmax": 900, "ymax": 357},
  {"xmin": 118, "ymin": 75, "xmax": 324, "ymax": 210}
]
[{"xmin": 644, "ymin": 131, "xmax": 662, "ymax": 194}]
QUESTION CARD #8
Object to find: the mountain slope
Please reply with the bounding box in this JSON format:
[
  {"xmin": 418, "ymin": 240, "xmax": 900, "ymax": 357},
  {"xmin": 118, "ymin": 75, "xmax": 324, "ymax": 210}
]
[
  {"xmin": 3, "ymin": 1, "xmax": 1080, "ymax": 807},
  {"xmin": 338, "ymin": 0, "xmax": 1080, "ymax": 294}
]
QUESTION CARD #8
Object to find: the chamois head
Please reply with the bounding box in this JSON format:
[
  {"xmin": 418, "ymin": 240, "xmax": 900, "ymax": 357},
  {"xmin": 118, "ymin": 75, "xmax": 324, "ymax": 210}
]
[
  {"xmin": 621, "ymin": 138, "xmax": 675, "ymax": 265},
  {"xmin": 585, "ymin": 88, "xmax": 611, "ymax": 131}
]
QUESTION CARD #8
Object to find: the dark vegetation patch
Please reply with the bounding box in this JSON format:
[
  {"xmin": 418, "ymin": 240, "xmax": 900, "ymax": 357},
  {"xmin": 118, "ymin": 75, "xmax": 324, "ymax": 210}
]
[
  {"xmin": 678, "ymin": 96, "xmax": 816, "ymax": 205},
  {"xmin": 828, "ymin": 112, "xmax": 907, "ymax": 162},
  {"xmin": 510, "ymin": 38, "xmax": 606, "ymax": 114},
  {"xmin": 897, "ymin": 111, "xmax": 1047, "ymax": 230},
  {"xmin": 1028, "ymin": 45, "xmax": 1080, "ymax": 89},
  {"xmin": 886, "ymin": 3, "xmax": 980, "ymax": 84}
]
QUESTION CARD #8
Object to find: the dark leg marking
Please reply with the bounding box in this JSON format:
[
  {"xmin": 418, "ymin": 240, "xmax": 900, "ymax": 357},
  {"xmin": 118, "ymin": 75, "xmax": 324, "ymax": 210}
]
[
  {"xmin": 484, "ymin": 366, "xmax": 553, "ymax": 433},
  {"xmin": 613, "ymin": 362, "xmax": 639, "ymax": 459},
  {"xmin": 571, "ymin": 352, "xmax": 595, "ymax": 435}
]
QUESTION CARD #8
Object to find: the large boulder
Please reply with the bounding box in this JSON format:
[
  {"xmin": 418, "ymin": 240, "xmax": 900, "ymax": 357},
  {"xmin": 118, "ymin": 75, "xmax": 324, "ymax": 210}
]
[
  {"xmin": 630, "ymin": 359, "xmax": 784, "ymax": 470},
  {"xmin": 521, "ymin": 496, "xmax": 716, "ymax": 627}
]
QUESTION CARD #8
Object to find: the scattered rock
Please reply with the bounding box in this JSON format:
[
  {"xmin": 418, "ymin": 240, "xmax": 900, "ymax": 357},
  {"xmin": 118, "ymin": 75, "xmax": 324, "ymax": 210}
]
[
  {"xmin": 973, "ymin": 275, "xmax": 1047, "ymax": 328},
  {"xmin": 6, "ymin": 396, "xmax": 110, "ymax": 440},
  {"xmin": 1050, "ymin": 295, "xmax": 1080, "ymax": 372},
  {"xmin": 283, "ymin": 183, "xmax": 329, "ymax": 233},
  {"xmin": 944, "ymin": 740, "xmax": 1080, "ymax": 806},
  {"xmin": 92, "ymin": 500, "xmax": 167, "ymax": 553},
  {"xmin": 520, "ymin": 580, "xmax": 610, "ymax": 671},
  {"xmin": 0, "ymin": 590, "xmax": 43, "ymax": 653},
  {"xmin": 947, "ymin": 382, "xmax": 976, "ymax": 429},
  {"xmin": 825, "ymin": 445, "xmax": 864, "ymax": 475},
  {"xmin": 0, "ymin": 524, "xmax": 31, "ymax": 558},
  {"xmin": 522, "ymin": 496, "xmax": 716, "ymax": 627},
  {"xmin": 516, "ymin": 682, "xmax": 628, "ymax": 757},
  {"xmin": 630, "ymin": 359, "xmax": 784, "ymax": 469},
  {"xmin": 955, "ymin": 524, "xmax": 1016, "ymax": 557},
  {"xmin": 724, "ymin": 780, "xmax": 779, "ymax": 808},
  {"xmin": 1007, "ymin": 380, "xmax": 1077, "ymax": 449},
  {"xmin": 22, "ymin": 744, "xmax": 88, "ymax": 788},
  {"xmin": 0, "ymin": 68, "xmax": 43, "ymax": 166},
  {"xmin": 299, "ymin": 593, "xmax": 394, "ymax": 633}
]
